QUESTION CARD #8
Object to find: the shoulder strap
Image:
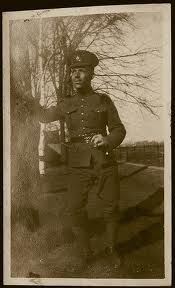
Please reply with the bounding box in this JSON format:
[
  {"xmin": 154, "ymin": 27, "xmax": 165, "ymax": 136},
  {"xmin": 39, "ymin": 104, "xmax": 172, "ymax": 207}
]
[{"xmin": 98, "ymin": 92, "xmax": 109, "ymax": 105}]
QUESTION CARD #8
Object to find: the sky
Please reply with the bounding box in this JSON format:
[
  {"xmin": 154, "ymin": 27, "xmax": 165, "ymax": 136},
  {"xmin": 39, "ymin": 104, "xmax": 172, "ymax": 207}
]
[{"xmin": 108, "ymin": 12, "xmax": 165, "ymax": 144}]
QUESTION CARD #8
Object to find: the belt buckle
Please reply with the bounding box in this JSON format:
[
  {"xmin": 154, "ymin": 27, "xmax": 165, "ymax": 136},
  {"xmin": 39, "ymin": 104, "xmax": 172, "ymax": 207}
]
[
  {"xmin": 85, "ymin": 136, "xmax": 90, "ymax": 143},
  {"xmin": 83, "ymin": 135, "xmax": 90, "ymax": 144}
]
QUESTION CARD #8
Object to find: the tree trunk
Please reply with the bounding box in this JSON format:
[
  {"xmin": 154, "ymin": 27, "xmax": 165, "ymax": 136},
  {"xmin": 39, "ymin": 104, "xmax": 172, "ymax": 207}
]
[{"xmin": 10, "ymin": 21, "xmax": 40, "ymax": 231}]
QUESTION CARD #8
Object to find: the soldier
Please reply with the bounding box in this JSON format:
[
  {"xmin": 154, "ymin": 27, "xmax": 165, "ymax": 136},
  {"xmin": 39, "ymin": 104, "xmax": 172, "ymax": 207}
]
[{"xmin": 36, "ymin": 50, "xmax": 126, "ymax": 273}]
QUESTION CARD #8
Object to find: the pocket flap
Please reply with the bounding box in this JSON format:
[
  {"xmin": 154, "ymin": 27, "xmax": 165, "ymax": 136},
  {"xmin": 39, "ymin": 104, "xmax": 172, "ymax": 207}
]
[
  {"xmin": 93, "ymin": 107, "xmax": 106, "ymax": 113},
  {"xmin": 65, "ymin": 106, "xmax": 78, "ymax": 114}
]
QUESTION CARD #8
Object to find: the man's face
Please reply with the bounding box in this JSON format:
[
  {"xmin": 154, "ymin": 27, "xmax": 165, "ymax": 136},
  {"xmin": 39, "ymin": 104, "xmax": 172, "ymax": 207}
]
[{"xmin": 71, "ymin": 66, "xmax": 93, "ymax": 90}]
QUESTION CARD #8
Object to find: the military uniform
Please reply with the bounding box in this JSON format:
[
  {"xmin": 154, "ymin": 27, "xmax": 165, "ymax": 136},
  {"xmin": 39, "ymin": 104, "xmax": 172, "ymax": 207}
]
[{"xmin": 37, "ymin": 50, "xmax": 126, "ymax": 260}]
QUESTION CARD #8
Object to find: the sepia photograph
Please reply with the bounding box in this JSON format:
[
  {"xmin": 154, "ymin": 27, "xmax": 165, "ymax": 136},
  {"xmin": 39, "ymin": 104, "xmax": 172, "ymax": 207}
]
[{"xmin": 3, "ymin": 4, "xmax": 171, "ymax": 286}]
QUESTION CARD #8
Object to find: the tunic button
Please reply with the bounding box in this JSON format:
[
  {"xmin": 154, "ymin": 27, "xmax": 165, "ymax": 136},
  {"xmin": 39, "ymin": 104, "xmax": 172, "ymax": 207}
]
[
  {"xmin": 81, "ymin": 112, "xmax": 84, "ymax": 115},
  {"xmin": 81, "ymin": 105, "xmax": 83, "ymax": 107},
  {"xmin": 83, "ymin": 127, "xmax": 85, "ymax": 130}
]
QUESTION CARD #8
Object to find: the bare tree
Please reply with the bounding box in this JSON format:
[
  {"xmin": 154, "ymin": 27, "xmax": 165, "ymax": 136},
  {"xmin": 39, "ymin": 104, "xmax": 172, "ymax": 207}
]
[{"xmin": 37, "ymin": 14, "xmax": 160, "ymax": 115}]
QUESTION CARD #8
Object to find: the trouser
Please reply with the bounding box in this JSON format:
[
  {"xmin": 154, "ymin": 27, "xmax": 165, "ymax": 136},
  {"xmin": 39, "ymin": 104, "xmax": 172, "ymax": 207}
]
[{"xmin": 65, "ymin": 164, "xmax": 120, "ymax": 249}]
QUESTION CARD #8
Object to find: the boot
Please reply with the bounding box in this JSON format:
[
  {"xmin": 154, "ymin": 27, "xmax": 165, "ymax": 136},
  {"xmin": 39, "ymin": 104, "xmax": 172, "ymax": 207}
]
[
  {"xmin": 71, "ymin": 225, "xmax": 94, "ymax": 266},
  {"xmin": 104, "ymin": 246, "xmax": 121, "ymax": 269},
  {"xmin": 86, "ymin": 222, "xmax": 121, "ymax": 277},
  {"xmin": 104, "ymin": 221, "xmax": 121, "ymax": 269},
  {"xmin": 104, "ymin": 221, "xmax": 118, "ymax": 248}
]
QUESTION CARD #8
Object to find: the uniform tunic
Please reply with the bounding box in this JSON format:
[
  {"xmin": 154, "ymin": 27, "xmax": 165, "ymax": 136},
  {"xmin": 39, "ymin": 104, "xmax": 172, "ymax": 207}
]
[
  {"xmin": 38, "ymin": 88, "xmax": 126, "ymax": 167},
  {"xmin": 37, "ymin": 88, "xmax": 126, "ymax": 244}
]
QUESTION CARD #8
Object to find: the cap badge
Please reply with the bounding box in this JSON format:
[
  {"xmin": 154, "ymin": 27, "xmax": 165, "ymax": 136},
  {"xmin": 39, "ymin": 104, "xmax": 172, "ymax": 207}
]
[{"xmin": 76, "ymin": 55, "xmax": 81, "ymax": 61}]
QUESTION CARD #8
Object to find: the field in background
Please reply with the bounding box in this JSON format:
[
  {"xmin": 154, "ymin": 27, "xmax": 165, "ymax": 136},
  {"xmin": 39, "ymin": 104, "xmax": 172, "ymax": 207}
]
[{"xmin": 116, "ymin": 143, "xmax": 164, "ymax": 167}]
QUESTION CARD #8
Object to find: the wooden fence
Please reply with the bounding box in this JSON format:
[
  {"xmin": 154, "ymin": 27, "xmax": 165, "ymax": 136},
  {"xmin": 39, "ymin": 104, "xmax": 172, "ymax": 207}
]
[{"xmin": 116, "ymin": 144, "xmax": 164, "ymax": 167}]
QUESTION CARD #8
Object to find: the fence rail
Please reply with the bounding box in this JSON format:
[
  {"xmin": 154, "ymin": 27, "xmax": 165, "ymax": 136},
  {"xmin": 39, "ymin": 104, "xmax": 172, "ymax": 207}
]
[{"xmin": 116, "ymin": 144, "xmax": 164, "ymax": 167}]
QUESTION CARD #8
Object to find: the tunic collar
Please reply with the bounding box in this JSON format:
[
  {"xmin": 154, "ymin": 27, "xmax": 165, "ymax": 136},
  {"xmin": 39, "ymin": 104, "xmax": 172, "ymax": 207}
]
[{"xmin": 73, "ymin": 86, "xmax": 94, "ymax": 98}]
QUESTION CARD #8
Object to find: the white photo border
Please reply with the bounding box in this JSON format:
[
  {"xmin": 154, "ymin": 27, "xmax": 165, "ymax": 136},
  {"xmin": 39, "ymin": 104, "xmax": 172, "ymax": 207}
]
[{"xmin": 3, "ymin": 3, "xmax": 171, "ymax": 286}]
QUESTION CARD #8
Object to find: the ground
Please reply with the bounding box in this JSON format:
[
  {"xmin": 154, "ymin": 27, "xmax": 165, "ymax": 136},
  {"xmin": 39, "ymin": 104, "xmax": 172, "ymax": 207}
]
[{"xmin": 11, "ymin": 163, "xmax": 164, "ymax": 279}]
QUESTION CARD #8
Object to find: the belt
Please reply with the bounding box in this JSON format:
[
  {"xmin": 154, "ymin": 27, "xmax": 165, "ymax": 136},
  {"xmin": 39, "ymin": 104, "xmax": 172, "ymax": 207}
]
[
  {"xmin": 71, "ymin": 132, "xmax": 105, "ymax": 144},
  {"xmin": 71, "ymin": 135, "xmax": 93, "ymax": 144}
]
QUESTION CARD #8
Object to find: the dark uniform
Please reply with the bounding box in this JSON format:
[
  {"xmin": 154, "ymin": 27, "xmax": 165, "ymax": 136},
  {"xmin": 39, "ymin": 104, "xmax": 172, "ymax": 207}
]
[{"xmin": 37, "ymin": 50, "xmax": 126, "ymax": 257}]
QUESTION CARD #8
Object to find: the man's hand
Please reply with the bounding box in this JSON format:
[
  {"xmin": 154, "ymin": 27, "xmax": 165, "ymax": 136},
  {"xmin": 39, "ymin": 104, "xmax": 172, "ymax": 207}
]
[{"xmin": 91, "ymin": 134, "xmax": 108, "ymax": 147}]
